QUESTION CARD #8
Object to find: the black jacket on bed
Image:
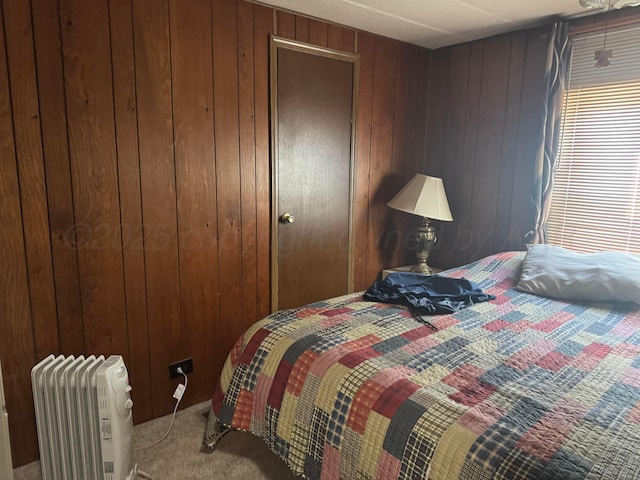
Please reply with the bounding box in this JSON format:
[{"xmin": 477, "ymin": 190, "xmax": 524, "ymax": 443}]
[{"xmin": 364, "ymin": 272, "xmax": 495, "ymax": 317}]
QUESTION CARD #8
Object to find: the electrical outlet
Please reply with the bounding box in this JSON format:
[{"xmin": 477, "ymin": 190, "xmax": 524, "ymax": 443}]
[{"xmin": 169, "ymin": 358, "xmax": 193, "ymax": 379}]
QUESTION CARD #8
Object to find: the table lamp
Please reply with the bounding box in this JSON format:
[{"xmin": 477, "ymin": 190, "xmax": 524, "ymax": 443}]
[{"xmin": 387, "ymin": 174, "xmax": 453, "ymax": 274}]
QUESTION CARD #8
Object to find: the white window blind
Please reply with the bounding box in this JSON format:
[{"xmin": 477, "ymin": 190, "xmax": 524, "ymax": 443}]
[{"xmin": 546, "ymin": 25, "xmax": 640, "ymax": 255}]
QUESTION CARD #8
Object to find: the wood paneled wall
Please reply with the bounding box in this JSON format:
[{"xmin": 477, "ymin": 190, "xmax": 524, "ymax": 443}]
[
  {"xmin": 0, "ymin": 0, "xmax": 429, "ymax": 466},
  {"xmin": 423, "ymin": 7, "xmax": 640, "ymax": 270},
  {"xmin": 424, "ymin": 27, "xmax": 550, "ymax": 269}
]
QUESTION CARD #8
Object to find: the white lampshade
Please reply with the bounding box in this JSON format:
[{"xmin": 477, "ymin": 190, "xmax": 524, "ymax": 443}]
[{"xmin": 387, "ymin": 174, "xmax": 453, "ymax": 221}]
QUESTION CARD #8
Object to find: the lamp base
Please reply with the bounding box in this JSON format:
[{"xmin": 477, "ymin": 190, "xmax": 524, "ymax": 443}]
[
  {"xmin": 412, "ymin": 217, "xmax": 437, "ymax": 275},
  {"xmin": 411, "ymin": 262, "xmax": 434, "ymax": 275}
]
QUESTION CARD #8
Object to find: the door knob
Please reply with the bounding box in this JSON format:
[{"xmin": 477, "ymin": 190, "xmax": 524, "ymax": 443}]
[{"xmin": 280, "ymin": 213, "xmax": 295, "ymax": 224}]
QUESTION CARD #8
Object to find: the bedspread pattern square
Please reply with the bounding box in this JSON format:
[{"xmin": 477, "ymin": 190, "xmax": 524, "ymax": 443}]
[{"xmin": 206, "ymin": 252, "xmax": 640, "ymax": 480}]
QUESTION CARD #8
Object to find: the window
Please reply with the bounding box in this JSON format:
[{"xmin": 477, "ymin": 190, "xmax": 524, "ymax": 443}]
[{"xmin": 546, "ymin": 25, "xmax": 640, "ymax": 255}]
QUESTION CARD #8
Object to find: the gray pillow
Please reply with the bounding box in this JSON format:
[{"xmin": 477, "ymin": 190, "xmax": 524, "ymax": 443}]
[{"xmin": 516, "ymin": 244, "xmax": 640, "ymax": 304}]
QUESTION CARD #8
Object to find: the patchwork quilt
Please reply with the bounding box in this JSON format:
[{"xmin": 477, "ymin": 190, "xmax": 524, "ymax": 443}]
[{"xmin": 205, "ymin": 251, "xmax": 640, "ymax": 479}]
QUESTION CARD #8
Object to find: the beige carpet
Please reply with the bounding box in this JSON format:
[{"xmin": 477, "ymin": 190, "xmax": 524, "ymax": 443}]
[{"xmin": 13, "ymin": 400, "xmax": 299, "ymax": 480}]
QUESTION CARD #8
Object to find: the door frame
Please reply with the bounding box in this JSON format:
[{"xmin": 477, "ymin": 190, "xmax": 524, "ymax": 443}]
[{"xmin": 270, "ymin": 35, "xmax": 360, "ymax": 312}]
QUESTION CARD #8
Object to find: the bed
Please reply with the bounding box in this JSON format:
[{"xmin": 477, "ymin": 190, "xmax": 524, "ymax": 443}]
[{"xmin": 204, "ymin": 251, "xmax": 640, "ymax": 479}]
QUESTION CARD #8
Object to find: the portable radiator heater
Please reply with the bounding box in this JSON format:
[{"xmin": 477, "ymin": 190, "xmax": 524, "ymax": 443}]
[{"xmin": 31, "ymin": 355, "xmax": 134, "ymax": 480}]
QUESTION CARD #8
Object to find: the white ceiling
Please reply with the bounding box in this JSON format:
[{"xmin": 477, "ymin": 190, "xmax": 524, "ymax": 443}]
[{"xmin": 260, "ymin": 0, "xmax": 604, "ymax": 49}]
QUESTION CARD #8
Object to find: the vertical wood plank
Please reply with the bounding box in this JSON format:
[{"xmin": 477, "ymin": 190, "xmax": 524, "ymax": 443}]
[
  {"xmin": 423, "ymin": 47, "xmax": 450, "ymax": 267},
  {"xmin": 368, "ymin": 37, "xmax": 397, "ymax": 278},
  {"xmin": 423, "ymin": 49, "xmax": 450, "ymax": 179},
  {"xmin": 412, "ymin": 48, "xmax": 431, "ymax": 175},
  {"xmin": 31, "ymin": 0, "xmax": 84, "ymax": 355},
  {"xmin": 402, "ymin": 46, "xmax": 431, "ymax": 266},
  {"xmin": 254, "ymin": 4, "xmax": 272, "ymax": 319},
  {"xmin": 453, "ymin": 42, "xmax": 483, "ymax": 265},
  {"xmin": 295, "ymin": 15, "xmax": 309, "ymax": 43},
  {"xmin": 392, "ymin": 43, "xmax": 413, "ymax": 172},
  {"xmin": 276, "ymin": 10, "xmax": 295, "ymax": 39},
  {"xmin": 133, "ymin": 0, "xmax": 182, "ymax": 415},
  {"xmin": 60, "ymin": 0, "xmax": 128, "ymax": 356},
  {"xmin": 436, "ymin": 44, "xmax": 471, "ymax": 268},
  {"xmin": 238, "ymin": 0, "xmax": 258, "ymax": 330},
  {"xmin": 212, "ymin": 0, "xmax": 244, "ymax": 355},
  {"xmin": 327, "ymin": 24, "xmax": 347, "ymax": 51},
  {"xmin": 388, "ymin": 42, "xmax": 410, "ymax": 268},
  {"xmin": 309, "ymin": 19, "xmax": 328, "ymax": 47},
  {"xmin": 170, "ymin": 0, "xmax": 220, "ymax": 402},
  {"xmin": 494, "ymin": 32, "xmax": 526, "ymax": 254},
  {"xmin": 2, "ymin": 0, "xmax": 58, "ymax": 359},
  {"xmin": 109, "ymin": 0, "xmax": 153, "ymax": 422},
  {"xmin": 468, "ymin": 35, "xmax": 511, "ymax": 261},
  {"xmin": 342, "ymin": 28, "xmax": 356, "ymax": 53},
  {"xmin": 0, "ymin": 5, "xmax": 38, "ymax": 466},
  {"xmin": 353, "ymin": 32, "xmax": 374, "ymax": 290}
]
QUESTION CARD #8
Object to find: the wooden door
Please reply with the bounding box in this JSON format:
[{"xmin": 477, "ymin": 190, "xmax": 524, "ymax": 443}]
[{"xmin": 271, "ymin": 38, "xmax": 359, "ymax": 311}]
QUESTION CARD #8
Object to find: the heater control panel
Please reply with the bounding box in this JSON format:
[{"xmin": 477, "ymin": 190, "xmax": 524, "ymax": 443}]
[{"xmin": 97, "ymin": 355, "xmax": 133, "ymax": 480}]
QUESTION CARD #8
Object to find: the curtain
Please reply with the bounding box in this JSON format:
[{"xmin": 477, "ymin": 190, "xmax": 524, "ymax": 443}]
[{"xmin": 529, "ymin": 22, "xmax": 571, "ymax": 245}]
